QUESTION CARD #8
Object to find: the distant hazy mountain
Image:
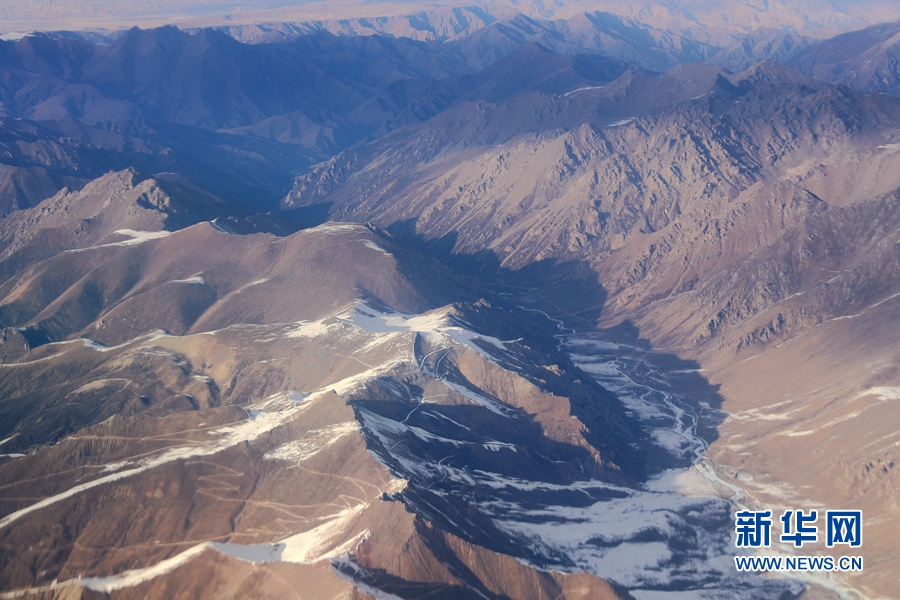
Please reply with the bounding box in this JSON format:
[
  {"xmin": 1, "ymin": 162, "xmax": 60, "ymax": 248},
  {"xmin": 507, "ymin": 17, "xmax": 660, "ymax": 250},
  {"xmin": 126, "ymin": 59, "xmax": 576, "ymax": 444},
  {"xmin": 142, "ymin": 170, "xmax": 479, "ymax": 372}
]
[
  {"xmin": 217, "ymin": 11, "xmax": 719, "ymax": 71},
  {"xmin": 547, "ymin": 0, "xmax": 900, "ymax": 42},
  {"xmin": 0, "ymin": 27, "xmax": 470, "ymax": 129},
  {"xmin": 707, "ymin": 28, "xmax": 812, "ymax": 71},
  {"xmin": 787, "ymin": 18, "xmax": 900, "ymax": 96},
  {"xmin": 207, "ymin": 5, "xmax": 514, "ymax": 44},
  {"xmin": 4, "ymin": 0, "xmax": 900, "ymax": 42},
  {"xmin": 0, "ymin": 28, "xmax": 479, "ymax": 213}
]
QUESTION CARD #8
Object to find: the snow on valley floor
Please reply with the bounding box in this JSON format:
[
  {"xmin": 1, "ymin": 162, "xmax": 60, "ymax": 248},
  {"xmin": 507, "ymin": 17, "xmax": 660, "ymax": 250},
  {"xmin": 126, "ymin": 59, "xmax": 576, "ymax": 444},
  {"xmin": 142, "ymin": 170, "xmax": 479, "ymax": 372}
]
[
  {"xmin": 443, "ymin": 332, "xmax": 789, "ymax": 598},
  {"xmin": 279, "ymin": 305, "xmax": 805, "ymax": 597},
  {"xmin": 341, "ymin": 318, "xmax": 802, "ymax": 597},
  {"xmin": 554, "ymin": 334, "xmax": 860, "ymax": 599}
]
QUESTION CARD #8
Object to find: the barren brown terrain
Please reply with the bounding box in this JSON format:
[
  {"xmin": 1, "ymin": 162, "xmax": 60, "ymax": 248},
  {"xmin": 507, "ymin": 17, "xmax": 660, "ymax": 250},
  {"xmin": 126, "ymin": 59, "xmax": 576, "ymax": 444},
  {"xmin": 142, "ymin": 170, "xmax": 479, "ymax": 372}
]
[{"xmin": 2, "ymin": 4, "xmax": 900, "ymax": 598}]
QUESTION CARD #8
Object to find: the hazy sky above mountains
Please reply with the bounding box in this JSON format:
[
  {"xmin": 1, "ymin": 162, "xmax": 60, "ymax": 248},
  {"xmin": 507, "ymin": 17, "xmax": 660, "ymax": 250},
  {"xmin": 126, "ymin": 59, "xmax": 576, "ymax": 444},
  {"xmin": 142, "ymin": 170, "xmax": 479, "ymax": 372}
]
[{"xmin": 2, "ymin": 0, "xmax": 900, "ymax": 38}]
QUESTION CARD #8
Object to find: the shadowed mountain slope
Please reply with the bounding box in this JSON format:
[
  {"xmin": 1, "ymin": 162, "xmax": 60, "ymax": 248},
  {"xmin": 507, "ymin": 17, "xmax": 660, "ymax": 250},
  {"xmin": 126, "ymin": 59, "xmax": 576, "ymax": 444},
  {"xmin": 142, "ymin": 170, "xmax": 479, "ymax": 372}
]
[
  {"xmin": 787, "ymin": 18, "xmax": 900, "ymax": 96},
  {"xmin": 0, "ymin": 27, "xmax": 471, "ymax": 128},
  {"xmin": 0, "ymin": 116, "xmax": 314, "ymax": 214}
]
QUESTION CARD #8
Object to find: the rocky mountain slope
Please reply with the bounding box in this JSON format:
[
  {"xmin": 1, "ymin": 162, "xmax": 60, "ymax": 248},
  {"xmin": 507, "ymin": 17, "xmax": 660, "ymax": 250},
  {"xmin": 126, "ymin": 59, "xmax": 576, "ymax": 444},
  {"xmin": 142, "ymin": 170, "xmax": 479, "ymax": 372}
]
[
  {"xmin": 0, "ymin": 168, "xmax": 656, "ymax": 598},
  {"xmin": 283, "ymin": 57, "xmax": 900, "ymax": 597},
  {"xmin": 284, "ymin": 58, "xmax": 900, "ymax": 350}
]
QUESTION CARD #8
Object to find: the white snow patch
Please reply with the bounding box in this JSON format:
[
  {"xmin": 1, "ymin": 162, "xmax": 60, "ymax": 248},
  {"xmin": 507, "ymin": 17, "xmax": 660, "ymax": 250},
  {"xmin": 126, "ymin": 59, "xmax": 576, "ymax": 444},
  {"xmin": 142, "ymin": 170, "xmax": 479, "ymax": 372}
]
[
  {"xmin": 340, "ymin": 302, "xmax": 507, "ymax": 359},
  {"xmin": 0, "ymin": 334, "xmax": 169, "ymax": 367},
  {"xmin": 63, "ymin": 230, "xmax": 170, "ymax": 253},
  {"xmin": 81, "ymin": 339, "xmax": 109, "ymax": 351},
  {"xmin": 308, "ymin": 362, "xmax": 404, "ymax": 402},
  {"xmin": 826, "ymin": 291, "xmax": 900, "ymax": 323},
  {"xmin": 101, "ymin": 459, "xmax": 133, "ymax": 473},
  {"xmin": 280, "ymin": 503, "xmax": 368, "ymax": 563},
  {"xmin": 363, "ymin": 240, "xmax": 393, "ymax": 256},
  {"xmin": 265, "ymin": 421, "xmax": 359, "ymax": 462},
  {"xmin": 209, "ymin": 219, "xmax": 236, "ymax": 234},
  {"xmin": 211, "ymin": 542, "xmax": 284, "ymax": 563},
  {"xmin": 75, "ymin": 330, "xmax": 169, "ymax": 354},
  {"xmin": 287, "ymin": 302, "xmax": 507, "ymax": 367},
  {"xmin": 631, "ymin": 591, "xmax": 710, "ymax": 600},
  {"xmin": 440, "ymin": 379, "xmax": 507, "ymax": 415},
  {"xmin": 0, "ymin": 403, "xmax": 306, "ymax": 531},
  {"xmin": 0, "ymin": 528, "xmax": 371, "ymax": 597},
  {"xmin": 651, "ymin": 465, "xmax": 733, "ymax": 499},
  {"xmin": 250, "ymin": 390, "xmax": 309, "ymax": 412},
  {"xmin": 726, "ymin": 407, "xmax": 795, "ymax": 422},
  {"xmin": 427, "ymin": 412, "xmax": 471, "ymax": 431},
  {"xmin": 168, "ymin": 274, "xmax": 205, "ymax": 285},
  {"xmin": 357, "ymin": 409, "xmax": 464, "ymax": 447},
  {"xmin": 286, "ymin": 319, "xmax": 334, "ymax": 339},
  {"xmin": 331, "ymin": 557, "xmax": 406, "ymax": 600},
  {"xmin": 777, "ymin": 429, "xmax": 816, "ymax": 437},
  {"xmin": 563, "ymin": 85, "xmax": 605, "ymax": 97},
  {"xmin": 69, "ymin": 378, "xmax": 131, "ymax": 395},
  {"xmin": 311, "ymin": 223, "xmax": 368, "ymax": 235},
  {"xmin": 607, "ymin": 117, "xmax": 635, "ymax": 127},
  {"xmin": 0, "ymin": 32, "xmax": 32, "ymax": 41},
  {"xmin": 483, "ymin": 441, "xmax": 517, "ymax": 452},
  {"xmin": 78, "ymin": 543, "xmax": 212, "ymax": 592},
  {"xmin": 854, "ymin": 386, "xmax": 900, "ymax": 401},
  {"xmin": 344, "ymin": 303, "xmax": 448, "ymax": 334}
]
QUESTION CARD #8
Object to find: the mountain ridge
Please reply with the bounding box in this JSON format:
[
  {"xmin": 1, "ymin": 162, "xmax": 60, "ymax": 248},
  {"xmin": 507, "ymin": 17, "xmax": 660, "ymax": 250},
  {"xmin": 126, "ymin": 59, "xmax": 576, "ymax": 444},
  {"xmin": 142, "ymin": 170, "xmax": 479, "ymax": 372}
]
[{"xmin": 1, "ymin": 12, "xmax": 900, "ymax": 599}]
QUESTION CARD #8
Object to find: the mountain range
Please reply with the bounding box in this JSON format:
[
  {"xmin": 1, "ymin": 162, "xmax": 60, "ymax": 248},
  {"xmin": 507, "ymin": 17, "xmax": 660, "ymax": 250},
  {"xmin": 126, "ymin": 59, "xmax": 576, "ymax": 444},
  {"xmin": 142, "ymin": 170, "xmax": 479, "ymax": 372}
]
[{"xmin": 1, "ymin": 5, "xmax": 900, "ymax": 599}]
